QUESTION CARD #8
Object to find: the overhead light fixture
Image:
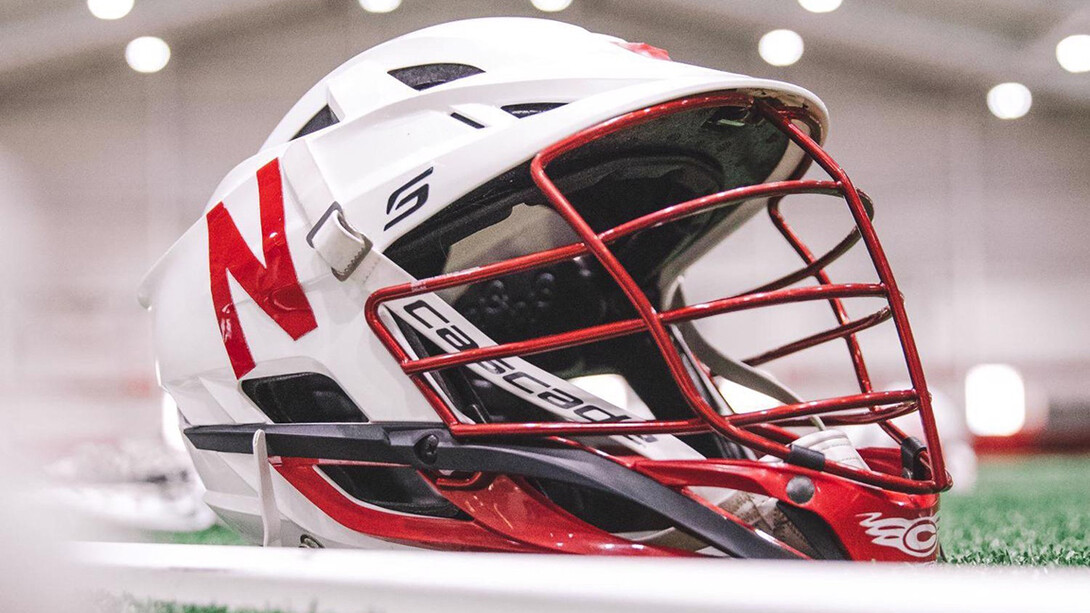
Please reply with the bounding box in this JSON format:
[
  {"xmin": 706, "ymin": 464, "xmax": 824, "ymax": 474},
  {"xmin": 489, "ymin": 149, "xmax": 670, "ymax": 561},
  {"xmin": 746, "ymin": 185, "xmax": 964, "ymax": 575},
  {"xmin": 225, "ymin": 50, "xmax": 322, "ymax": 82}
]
[
  {"xmin": 532, "ymin": 0, "xmax": 573, "ymax": 12},
  {"xmin": 358, "ymin": 0, "xmax": 401, "ymax": 13},
  {"xmin": 758, "ymin": 29, "xmax": 804, "ymax": 67},
  {"xmin": 87, "ymin": 0, "xmax": 133, "ymax": 20},
  {"xmin": 125, "ymin": 36, "xmax": 171, "ymax": 74},
  {"xmin": 1056, "ymin": 34, "xmax": 1090, "ymax": 73},
  {"xmin": 965, "ymin": 364, "xmax": 1026, "ymax": 437},
  {"xmin": 986, "ymin": 82, "xmax": 1032, "ymax": 120},
  {"xmin": 798, "ymin": 0, "xmax": 842, "ymax": 13}
]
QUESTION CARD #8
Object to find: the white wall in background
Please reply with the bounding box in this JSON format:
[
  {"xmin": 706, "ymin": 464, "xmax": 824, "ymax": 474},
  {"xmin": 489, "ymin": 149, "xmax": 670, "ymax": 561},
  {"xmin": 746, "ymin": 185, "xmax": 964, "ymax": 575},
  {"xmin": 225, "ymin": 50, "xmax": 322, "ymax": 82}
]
[{"xmin": 0, "ymin": 1, "xmax": 1086, "ymax": 444}]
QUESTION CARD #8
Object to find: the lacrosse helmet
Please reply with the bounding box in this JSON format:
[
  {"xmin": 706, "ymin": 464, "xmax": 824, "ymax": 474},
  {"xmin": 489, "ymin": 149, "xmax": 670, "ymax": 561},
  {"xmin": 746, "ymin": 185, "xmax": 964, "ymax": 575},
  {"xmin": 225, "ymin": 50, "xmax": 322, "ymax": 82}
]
[{"xmin": 140, "ymin": 18, "xmax": 950, "ymax": 560}]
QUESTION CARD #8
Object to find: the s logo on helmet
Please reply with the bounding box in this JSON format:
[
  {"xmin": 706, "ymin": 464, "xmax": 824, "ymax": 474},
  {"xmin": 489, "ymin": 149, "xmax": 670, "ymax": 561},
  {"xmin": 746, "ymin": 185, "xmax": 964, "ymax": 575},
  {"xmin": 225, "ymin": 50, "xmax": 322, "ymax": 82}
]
[
  {"xmin": 857, "ymin": 512, "xmax": 938, "ymax": 558},
  {"xmin": 383, "ymin": 167, "xmax": 433, "ymax": 231},
  {"xmin": 206, "ymin": 159, "xmax": 318, "ymax": 378}
]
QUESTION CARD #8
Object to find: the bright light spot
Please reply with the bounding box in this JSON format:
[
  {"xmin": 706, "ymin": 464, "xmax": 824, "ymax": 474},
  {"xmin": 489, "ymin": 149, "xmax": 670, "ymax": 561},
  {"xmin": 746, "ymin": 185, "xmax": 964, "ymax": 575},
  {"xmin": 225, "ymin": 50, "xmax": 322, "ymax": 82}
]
[
  {"xmin": 798, "ymin": 0, "xmax": 842, "ymax": 13},
  {"xmin": 532, "ymin": 0, "xmax": 573, "ymax": 12},
  {"xmin": 1056, "ymin": 34, "xmax": 1090, "ymax": 73},
  {"xmin": 87, "ymin": 0, "xmax": 133, "ymax": 20},
  {"xmin": 569, "ymin": 374, "xmax": 629, "ymax": 410},
  {"xmin": 714, "ymin": 377, "xmax": 781, "ymax": 414},
  {"xmin": 358, "ymin": 0, "xmax": 400, "ymax": 12},
  {"xmin": 759, "ymin": 29, "xmax": 804, "ymax": 67},
  {"xmin": 965, "ymin": 364, "xmax": 1025, "ymax": 437},
  {"xmin": 986, "ymin": 82, "xmax": 1032, "ymax": 120},
  {"xmin": 125, "ymin": 36, "xmax": 170, "ymax": 73},
  {"xmin": 161, "ymin": 393, "xmax": 186, "ymax": 452}
]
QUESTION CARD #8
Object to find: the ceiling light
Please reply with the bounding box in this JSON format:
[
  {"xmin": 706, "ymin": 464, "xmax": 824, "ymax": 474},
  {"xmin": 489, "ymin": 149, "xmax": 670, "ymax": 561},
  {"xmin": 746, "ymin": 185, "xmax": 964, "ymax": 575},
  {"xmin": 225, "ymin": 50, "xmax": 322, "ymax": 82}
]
[
  {"xmin": 532, "ymin": 0, "xmax": 573, "ymax": 12},
  {"xmin": 986, "ymin": 82, "xmax": 1032, "ymax": 120},
  {"xmin": 125, "ymin": 36, "xmax": 171, "ymax": 74},
  {"xmin": 798, "ymin": 0, "xmax": 842, "ymax": 13},
  {"xmin": 758, "ymin": 29, "xmax": 804, "ymax": 67},
  {"xmin": 87, "ymin": 0, "xmax": 133, "ymax": 20},
  {"xmin": 965, "ymin": 364, "xmax": 1026, "ymax": 437},
  {"xmin": 358, "ymin": 0, "xmax": 401, "ymax": 13},
  {"xmin": 1056, "ymin": 34, "xmax": 1090, "ymax": 73}
]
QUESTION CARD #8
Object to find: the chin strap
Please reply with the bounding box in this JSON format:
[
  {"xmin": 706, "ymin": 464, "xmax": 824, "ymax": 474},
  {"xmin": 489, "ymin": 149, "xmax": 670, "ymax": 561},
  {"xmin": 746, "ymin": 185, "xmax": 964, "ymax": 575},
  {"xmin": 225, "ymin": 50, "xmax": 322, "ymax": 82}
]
[
  {"xmin": 252, "ymin": 429, "xmax": 282, "ymax": 547},
  {"xmin": 636, "ymin": 429, "xmax": 866, "ymax": 556}
]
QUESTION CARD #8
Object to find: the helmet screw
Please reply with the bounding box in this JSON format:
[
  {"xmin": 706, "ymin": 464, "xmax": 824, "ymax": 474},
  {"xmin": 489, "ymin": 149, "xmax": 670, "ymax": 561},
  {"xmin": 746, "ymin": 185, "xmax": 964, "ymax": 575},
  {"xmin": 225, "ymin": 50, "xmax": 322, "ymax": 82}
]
[
  {"xmin": 415, "ymin": 433, "xmax": 440, "ymax": 464},
  {"xmin": 786, "ymin": 475, "xmax": 815, "ymax": 505}
]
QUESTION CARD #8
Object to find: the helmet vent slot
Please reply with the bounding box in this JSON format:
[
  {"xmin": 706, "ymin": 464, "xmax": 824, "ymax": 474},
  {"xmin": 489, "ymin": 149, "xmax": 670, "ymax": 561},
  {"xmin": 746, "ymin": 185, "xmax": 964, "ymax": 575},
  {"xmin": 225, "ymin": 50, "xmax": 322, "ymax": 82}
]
[
  {"xmin": 319, "ymin": 464, "xmax": 470, "ymax": 520},
  {"xmin": 241, "ymin": 372, "xmax": 367, "ymax": 423},
  {"xmin": 388, "ymin": 63, "xmax": 484, "ymax": 91},
  {"xmin": 292, "ymin": 105, "xmax": 339, "ymax": 140},
  {"xmin": 501, "ymin": 102, "xmax": 566, "ymax": 118},
  {"xmin": 450, "ymin": 112, "xmax": 485, "ymax": 129}
]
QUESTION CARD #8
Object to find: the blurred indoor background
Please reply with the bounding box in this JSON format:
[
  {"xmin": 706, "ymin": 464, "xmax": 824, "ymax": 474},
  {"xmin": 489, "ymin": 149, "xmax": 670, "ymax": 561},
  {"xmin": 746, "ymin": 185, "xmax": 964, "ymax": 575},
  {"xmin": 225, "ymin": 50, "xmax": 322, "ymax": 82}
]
[{"xmin": 1, "ymin": 0, "xmax": 1088, "ymax": 466}]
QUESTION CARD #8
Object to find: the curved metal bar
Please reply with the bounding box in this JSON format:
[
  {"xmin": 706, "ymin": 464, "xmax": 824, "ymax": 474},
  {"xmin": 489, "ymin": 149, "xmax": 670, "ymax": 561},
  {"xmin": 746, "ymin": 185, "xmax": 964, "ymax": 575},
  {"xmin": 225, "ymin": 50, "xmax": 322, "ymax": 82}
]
[
  {"xmin": 740, "ymin": 190, "xmax": 873, "ymax": 296},
  {"xmin": 361, "ymin": 93, "xmax": 950, "ymax": 494},
  {"xmin": 404, "ymin": 284, "xmax": 885, "ymax": 375},
  {"xmin": 721, "ymin": 390, "xmax": 915, "ymax": 427},
  {"xmin": 753, "ymin": 402, "xmax": 919, "ymax": 428},
  {"xmin": 743, "ymin": 307, "xmax": 892, "ymax": 367},
  {"xmin": 367, "ymin": 180, "xmax": 839, "ymax": 307},
  {"xmin": 758, "ymin": 100, "xmax": 949, "ymax": 490}
]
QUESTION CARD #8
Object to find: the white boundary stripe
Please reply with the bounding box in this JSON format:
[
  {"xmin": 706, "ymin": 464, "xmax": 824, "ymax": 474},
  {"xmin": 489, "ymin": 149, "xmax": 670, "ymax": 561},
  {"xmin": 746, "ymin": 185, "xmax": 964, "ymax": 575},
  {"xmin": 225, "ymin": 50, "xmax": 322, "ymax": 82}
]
[{"xmin": 73, "ymin": 543, "xmax": 1090, "ymax": 613}]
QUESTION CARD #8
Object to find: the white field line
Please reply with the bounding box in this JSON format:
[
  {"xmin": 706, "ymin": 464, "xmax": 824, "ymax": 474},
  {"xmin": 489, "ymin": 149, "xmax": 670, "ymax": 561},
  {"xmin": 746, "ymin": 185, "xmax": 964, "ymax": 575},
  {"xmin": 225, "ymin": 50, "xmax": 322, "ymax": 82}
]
[{"xmin": 72, "ymin": 542, "xmax": 1090, "ymax": 613}]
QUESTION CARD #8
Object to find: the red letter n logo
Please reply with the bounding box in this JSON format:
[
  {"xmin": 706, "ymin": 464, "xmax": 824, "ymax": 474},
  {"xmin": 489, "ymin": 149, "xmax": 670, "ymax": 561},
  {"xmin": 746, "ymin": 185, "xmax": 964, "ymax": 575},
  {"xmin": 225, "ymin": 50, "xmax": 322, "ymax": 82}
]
[{"xmin": 207, "ymin": 159, "xmax": 317, "ymax": 378}]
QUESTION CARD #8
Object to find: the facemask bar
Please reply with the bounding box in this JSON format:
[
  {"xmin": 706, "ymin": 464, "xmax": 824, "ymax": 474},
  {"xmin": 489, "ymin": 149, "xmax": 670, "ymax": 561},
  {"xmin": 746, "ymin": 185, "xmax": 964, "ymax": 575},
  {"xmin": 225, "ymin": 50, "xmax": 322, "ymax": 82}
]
[{"xmin": 365, "ymin": 91, "xmax": 951, "ymax": 495}]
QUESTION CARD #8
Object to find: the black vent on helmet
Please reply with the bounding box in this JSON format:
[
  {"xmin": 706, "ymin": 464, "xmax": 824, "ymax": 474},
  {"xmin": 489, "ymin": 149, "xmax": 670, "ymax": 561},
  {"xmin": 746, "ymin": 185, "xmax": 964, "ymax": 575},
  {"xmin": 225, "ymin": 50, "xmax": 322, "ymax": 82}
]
[
  {"xmin": 318, "ymin": 464, "xmax": 470, "ymax": 520},
  {"xmin": 292, "ymin": 105, "xmax": 339, "ymax": 139},
  {"xmin": 388, "ymin": 63, "xmax": 484, "ymax": 91},
  {"xmin": 450, "ymin": 112, "xmax": 485, "ymax": 129},
  {"xmin": 241, "ymin": 372, "xmax": 366, "ymax": 423},
  {"xmin": 501, "ymin": 102, "xmax": 567, "ymax": 118}
]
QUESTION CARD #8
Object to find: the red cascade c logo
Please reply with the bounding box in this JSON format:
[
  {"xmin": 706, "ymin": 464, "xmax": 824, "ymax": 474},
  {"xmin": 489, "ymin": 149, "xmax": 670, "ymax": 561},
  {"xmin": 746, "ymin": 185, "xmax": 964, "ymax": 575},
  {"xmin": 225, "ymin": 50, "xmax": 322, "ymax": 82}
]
[
  {"xmin": 206, "ymin": 159, "xmax": 318, "ymax": 378},
  {"xmin": 857, "ymin": 512, "xmax": 939, "ymax": 558}
]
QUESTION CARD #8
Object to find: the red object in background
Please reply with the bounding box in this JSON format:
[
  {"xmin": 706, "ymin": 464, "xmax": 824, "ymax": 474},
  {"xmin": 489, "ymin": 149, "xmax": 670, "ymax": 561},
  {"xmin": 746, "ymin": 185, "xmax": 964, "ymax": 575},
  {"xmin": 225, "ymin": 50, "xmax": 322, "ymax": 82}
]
[
  {"xmin": 616, "ymin": 41, "xmax": 672, "ymax": 61},
  {"xmin": 975, "ymin": 398, "xmax": 1090, "ymax": 455}
]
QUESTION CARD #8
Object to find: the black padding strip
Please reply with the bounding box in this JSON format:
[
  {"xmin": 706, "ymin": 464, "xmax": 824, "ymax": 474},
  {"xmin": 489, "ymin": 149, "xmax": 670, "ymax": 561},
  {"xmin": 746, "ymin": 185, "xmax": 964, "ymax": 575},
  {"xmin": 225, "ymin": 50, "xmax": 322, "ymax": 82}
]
[
  {"xmin": 500, "ymin": 102, "xmax": 567, "ymax": 118},
  {"xmin": 776, "ymin": 503, "xmax": 849, "ymax": 560},
  {"xmin": 786, "ymin": 444, "xmax": 825, "ymax": 471},
  {"xmin": 900, "ymin": 436, "xmax": 928, "ymax": 480},
  {"xmin": 185, "ymin": 423, "xmax": 802, "ymax": 560},
  {"xmin": 292, "ymin": 105, "xmax": 339, "ymax": 140},
  {"xmin": 450, "ymin": 113, "xmax": 485, "ymax": 129},
  {"xmin": 388, "ymin": 63, "xmax": 484, "ymax": 91}
]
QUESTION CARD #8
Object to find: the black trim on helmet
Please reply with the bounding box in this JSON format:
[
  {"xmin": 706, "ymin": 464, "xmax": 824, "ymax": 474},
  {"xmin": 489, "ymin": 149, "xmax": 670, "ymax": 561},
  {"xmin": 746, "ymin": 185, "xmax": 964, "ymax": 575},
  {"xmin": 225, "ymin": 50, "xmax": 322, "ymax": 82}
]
[
  {"xmin": 184, "ymin": 422, "xmax": 803, "ymax": 559},
  {"xmin": 388, "ymin": 63, "xmax": 484, "ymax": 91},
  {"xmin": 501, "ymin": 102, "xmax": 567, "ymax": 118},
  {"xmin": 242, "ymin": 372, "xmax": 367, "ymax": 423},
  {"xmin": 292, "ymin": 105, "xmax": 339, "ymax": 139}
]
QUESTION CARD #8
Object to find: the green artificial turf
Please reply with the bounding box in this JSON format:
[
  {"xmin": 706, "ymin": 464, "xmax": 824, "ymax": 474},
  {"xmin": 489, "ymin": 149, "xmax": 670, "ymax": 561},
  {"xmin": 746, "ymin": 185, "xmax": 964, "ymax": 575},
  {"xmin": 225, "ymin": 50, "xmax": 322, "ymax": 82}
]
[
  {"xmin": 159, "ymin": 524, "xmax": 247, "ymax": 546},
  {"xmin": 940, "ymin": 454, "xmax": 1090, "ymax": 565}
]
